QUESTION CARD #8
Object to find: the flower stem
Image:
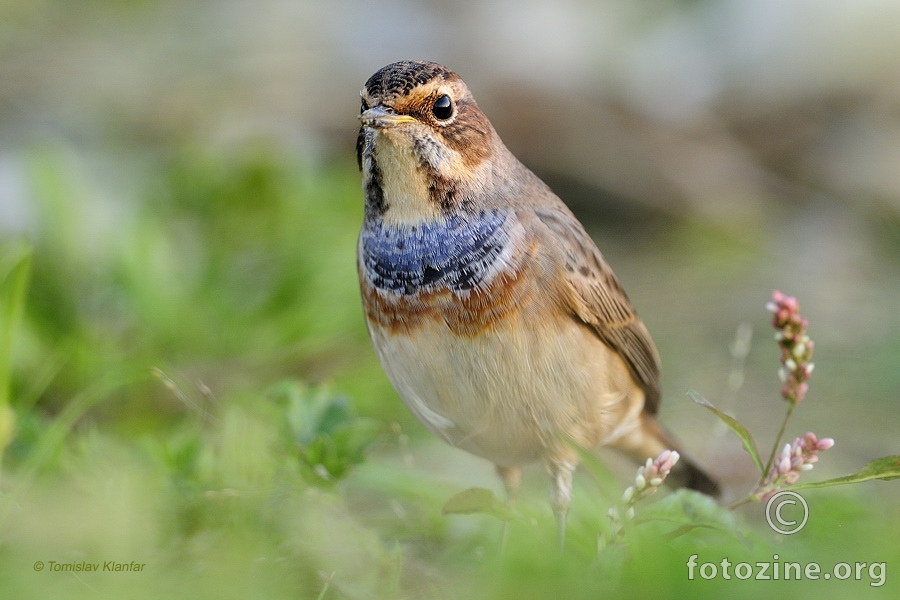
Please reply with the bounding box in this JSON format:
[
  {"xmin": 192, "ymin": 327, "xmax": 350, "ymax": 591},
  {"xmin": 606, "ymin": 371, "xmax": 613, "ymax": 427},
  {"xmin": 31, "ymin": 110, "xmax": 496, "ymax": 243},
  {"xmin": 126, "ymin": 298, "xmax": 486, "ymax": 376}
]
[
  {"xmin": 727, "ymin": 496, "xmax": 754, "ymax": 510},
  {"xmin": 762, "ymin": 400, "xmax": 796, "ymax": 482}
]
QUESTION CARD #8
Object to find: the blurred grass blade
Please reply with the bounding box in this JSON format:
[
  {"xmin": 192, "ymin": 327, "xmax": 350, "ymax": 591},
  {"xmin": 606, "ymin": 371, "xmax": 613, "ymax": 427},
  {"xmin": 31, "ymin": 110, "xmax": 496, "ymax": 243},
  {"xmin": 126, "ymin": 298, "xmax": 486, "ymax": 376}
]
[
  {"xmin": 0, "ymin": 241, "xmax": 33, "ymax": 466},
  {"xmin": 688, "ymin": 390, "xmax": 764, "ymax": 475},
  {"xmin": 788, "ymin": 455, "xmax": 900, "ymax": 490},
  {"xmin": 574, "ymin": 442, "xmax": 630, "ymax": 501},
  {"xmin": 0, "ymin": 368, "xmax": 149, "ymax": 527}
]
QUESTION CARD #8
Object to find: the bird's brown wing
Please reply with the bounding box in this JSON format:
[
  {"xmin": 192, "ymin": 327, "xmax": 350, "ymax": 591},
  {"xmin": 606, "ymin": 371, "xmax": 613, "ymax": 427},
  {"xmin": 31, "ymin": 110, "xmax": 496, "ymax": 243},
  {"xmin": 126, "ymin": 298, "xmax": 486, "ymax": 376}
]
[{"xmin": 535, "ymin": 207, "xmax": 662, "ymax": 413}]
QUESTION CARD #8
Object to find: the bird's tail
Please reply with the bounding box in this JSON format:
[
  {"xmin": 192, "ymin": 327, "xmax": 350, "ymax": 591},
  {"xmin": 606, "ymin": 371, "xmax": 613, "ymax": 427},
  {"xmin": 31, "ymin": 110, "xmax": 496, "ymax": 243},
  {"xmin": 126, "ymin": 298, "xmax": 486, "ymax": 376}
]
[
  {"xmin": 667, "ymin": 452, "xmax": 721, "ymax": 497},
  {"xmin": 613, "ymin": 415, "xmax": 721, "ymax": 497}
]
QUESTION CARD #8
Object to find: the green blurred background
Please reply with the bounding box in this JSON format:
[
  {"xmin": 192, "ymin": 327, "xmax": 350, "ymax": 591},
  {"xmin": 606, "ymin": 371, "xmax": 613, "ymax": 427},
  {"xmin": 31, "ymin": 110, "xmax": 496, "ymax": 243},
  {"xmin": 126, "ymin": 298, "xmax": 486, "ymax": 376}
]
[{"xmin": 1, "ymin": 0, "xmax": 899, "ymax": 598}]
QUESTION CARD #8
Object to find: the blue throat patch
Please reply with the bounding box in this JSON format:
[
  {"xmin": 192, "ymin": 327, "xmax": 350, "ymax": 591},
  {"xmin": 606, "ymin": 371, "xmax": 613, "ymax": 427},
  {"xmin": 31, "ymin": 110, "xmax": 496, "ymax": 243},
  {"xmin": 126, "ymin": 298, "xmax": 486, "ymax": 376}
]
[{"xmin": 361, "ymin": 210, "xmax": 511, "ymax": 294}]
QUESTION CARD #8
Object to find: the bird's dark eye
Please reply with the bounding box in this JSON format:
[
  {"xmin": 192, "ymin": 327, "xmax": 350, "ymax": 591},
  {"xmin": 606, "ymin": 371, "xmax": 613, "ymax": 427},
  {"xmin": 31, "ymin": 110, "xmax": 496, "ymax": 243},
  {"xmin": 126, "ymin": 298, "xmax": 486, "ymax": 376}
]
[
  {"xmin": 360, "ymin": 98, "xmax": 368, "ymax": 113},
  {"xmin": 432, "ymin": 94, "xmax": 453, "ymax": 120}
]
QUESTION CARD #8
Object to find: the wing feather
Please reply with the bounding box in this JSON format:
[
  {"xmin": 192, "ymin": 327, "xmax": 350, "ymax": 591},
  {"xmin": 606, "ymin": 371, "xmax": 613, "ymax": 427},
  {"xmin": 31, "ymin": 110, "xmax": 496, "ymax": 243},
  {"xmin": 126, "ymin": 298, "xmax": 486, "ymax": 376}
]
[{"xmin": 535, "ymin": 207, "xmax": 662, "ymax": 413}]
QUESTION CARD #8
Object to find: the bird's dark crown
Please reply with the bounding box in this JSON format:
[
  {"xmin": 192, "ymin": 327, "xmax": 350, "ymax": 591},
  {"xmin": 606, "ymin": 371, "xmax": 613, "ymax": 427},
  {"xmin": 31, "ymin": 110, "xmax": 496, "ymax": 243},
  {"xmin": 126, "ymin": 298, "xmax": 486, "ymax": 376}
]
[{"xmin": 363, "ymin": 60, "xmax": 458, "ymax": 99}]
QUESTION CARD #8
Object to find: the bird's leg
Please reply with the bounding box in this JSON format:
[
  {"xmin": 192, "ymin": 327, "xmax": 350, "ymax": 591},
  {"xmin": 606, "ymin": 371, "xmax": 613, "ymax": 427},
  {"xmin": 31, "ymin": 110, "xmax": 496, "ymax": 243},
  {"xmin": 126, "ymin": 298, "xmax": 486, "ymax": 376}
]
[
  {"xmin": 547, "ymin": 457, "xmax": 576, "ymax": 550},
  {"xmin": 495, "ymin": 465, "xmax": 522, "ymax": 553}
]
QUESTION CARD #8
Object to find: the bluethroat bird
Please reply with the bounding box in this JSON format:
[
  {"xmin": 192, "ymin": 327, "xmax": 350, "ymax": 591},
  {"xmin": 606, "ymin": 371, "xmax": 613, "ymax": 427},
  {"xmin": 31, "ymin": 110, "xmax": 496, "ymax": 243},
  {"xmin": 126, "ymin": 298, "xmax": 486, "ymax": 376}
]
[{"xmin": 356, "ymin": 60, "xmax": 720, "ymax": 542}]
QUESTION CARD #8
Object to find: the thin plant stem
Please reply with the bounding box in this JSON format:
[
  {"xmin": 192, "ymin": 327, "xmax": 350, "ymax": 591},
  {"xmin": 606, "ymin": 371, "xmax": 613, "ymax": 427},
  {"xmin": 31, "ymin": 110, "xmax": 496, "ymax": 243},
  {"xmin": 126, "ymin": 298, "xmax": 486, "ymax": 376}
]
[
  {"xmin": 729, "ymin": 400, "xmax": 799, "ymax": 510},
  {"xmin": 761, "ymin": 401, "xmax": 796, "ymax": 482},
  {"xmin": 728, "ymin": 496, "xmax": 754, "ymax": 511}
]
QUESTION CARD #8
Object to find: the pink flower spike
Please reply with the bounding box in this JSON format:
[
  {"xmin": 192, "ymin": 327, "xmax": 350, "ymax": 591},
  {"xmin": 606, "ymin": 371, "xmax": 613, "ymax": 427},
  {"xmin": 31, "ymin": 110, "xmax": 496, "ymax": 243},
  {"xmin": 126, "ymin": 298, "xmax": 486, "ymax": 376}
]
[
  {"xmin": 622, "ymin": 449, "xmax": 683, "ymax": 509},
  {"xmin": 779, "ymin": 455, "xmax": 792, "ymax": 474},
  {"xmin": 656, "ymin": 450, "xmax": 672, "ymax": 470},
  {"xmin": 768, "ymin": 290, "xmax": 815, "ymax": 403}
]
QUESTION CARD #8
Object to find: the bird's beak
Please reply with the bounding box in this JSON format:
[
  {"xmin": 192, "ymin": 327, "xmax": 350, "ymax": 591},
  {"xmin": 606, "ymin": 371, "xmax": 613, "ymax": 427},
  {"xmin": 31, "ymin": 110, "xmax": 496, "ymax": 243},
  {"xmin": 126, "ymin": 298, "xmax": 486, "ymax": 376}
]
[{"xmin": 359, "ymin": 106, "xmax": 415, "ymax": 129}]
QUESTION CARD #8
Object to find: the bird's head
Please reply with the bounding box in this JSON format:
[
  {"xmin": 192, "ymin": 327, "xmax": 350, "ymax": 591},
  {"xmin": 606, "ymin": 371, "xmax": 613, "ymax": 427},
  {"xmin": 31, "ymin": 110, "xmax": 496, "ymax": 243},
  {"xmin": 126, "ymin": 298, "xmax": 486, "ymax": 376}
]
[{"xmin": 357, "ymin": 60, "xmax": 500, "ymax": 225}]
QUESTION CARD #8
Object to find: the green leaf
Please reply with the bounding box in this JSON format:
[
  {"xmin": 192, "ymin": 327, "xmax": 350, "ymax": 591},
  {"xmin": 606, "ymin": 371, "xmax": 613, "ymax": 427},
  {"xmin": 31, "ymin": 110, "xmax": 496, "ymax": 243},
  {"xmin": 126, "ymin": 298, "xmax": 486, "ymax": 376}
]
[
  {"xmin": 271, "ymin": 379, "xmax": 381, "ymax": 485},
  {"xmin": 441, "ymin": 487, "xmax": 517, "ymax": 521},
  {"xmin": 788, "ymin": 456, "xmax": 900, "ymax": 490},
  {"xmin": 637, "ymin": 489, "xmax": 738, "ymax": 534},
  {"xmin": 688, "ymin": 390, "xmax": 764, "ymax": 475}
]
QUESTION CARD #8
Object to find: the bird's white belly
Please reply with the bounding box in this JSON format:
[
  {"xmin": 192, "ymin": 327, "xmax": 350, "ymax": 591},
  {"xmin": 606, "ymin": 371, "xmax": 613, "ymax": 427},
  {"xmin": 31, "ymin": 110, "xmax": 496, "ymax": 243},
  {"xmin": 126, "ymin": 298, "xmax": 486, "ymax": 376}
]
[{"xmin": 369, "ymin": 317, "xmax": 642, "ymax": 468}]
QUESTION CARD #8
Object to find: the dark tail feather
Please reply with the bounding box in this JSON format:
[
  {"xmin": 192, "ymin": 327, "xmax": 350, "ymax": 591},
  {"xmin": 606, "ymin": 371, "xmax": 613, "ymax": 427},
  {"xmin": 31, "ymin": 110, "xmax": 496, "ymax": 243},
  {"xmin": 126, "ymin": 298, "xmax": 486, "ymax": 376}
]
[
  {"xmin": 668, "ymin": 455, "xmax": 721, "ymax": 497},
  {"xmin": 614, "ymin": 415, "xmax": 721, "ymax": 498},
  {"xmin": 649, "ymin": 418, "xmax": 721, "ymax": 497}
]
